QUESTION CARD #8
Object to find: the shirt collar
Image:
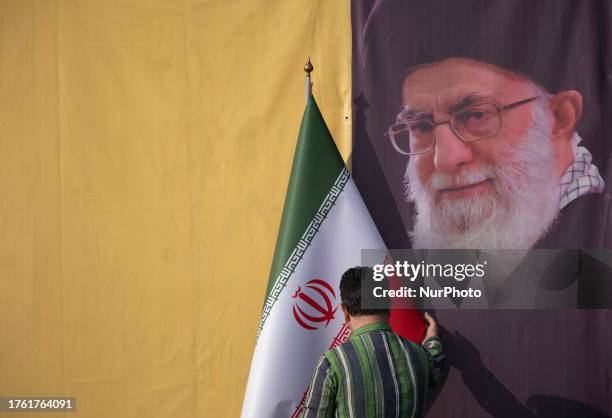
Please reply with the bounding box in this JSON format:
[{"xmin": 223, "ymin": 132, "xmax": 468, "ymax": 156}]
[{"xmin": 349, "ymin": 322, "xmax": 392, "ymax": 339}]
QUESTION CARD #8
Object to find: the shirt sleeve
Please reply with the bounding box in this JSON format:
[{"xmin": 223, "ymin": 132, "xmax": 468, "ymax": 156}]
[
  {"xmin": 421, "ymin": 336, "xmax": 446, "ymax": 386},
  {"xmin": 300, "ymin": 354, "xmax": 337, "ymax": 418}
]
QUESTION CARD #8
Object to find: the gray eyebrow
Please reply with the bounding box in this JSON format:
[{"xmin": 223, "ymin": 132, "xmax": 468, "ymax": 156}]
[
  {"xmin": 447, "ymin": 93, "xmax": 494, "ymax": 113},
  {"xmin": 398, "ymin": 92, "xmax": 495, "ymax": 121},
  {"xmin": 396, "ymin": 109, "xmax": 431, "ymax": 122}
]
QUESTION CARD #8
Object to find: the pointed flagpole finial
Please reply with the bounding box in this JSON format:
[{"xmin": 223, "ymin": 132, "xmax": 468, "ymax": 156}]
[
  {"xmin": 304, "ymin": 57, "xmax": 313, "ymax": 74},
  {"xmin": 304, "ymin": 58, "xmax": 313, "ymax": 101}
]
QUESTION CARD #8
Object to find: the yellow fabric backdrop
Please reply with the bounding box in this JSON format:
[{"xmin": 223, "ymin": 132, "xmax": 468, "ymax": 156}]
[{"xmin": 0, "ymin": 1, "xmax": 351, "ymax": 417}]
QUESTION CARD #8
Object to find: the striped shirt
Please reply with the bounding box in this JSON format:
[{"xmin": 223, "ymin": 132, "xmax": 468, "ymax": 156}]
[{"xmin": 301, "ymin": 323, "xmax": 444, "ymax": 418}]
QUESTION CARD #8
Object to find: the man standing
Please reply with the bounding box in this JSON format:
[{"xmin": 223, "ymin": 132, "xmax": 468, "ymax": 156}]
[{"xmin": 301, "ymin": 267, "xmax": 444, "ymax": 418}]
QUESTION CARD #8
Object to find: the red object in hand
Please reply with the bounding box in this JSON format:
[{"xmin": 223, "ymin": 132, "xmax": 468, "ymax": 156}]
[{"xmin": 387, "ymin": 272, "xmax": 425, "ymax": 342}]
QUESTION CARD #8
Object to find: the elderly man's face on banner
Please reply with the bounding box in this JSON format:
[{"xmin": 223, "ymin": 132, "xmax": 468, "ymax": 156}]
[{"xmin": 394, "ymin": 58, "xmax": 583, "ymax": 249}]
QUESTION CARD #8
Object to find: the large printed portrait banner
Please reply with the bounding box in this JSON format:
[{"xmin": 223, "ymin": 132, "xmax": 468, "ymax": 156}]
[
  {"xmin": 351, "ymin": 1, "xmax": 612, "ymax": 416},
  {"xmin": 352, "ymin": 0, "xmax": 612, "ymax": 250}
]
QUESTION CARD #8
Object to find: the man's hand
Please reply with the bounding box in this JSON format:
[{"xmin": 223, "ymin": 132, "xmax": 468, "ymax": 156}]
[{"xmin": 422, "ymin": 312, "xmax": 438, "ymax": 342}]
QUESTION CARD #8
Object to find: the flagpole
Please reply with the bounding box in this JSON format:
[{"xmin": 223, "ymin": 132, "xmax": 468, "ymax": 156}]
[{"xmin": 304, "ymin": 57, "xmax": 313, "ymax": 102}]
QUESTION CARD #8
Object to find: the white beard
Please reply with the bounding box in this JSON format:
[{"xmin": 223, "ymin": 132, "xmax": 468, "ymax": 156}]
[{"xmin": 406, "ymin": 103, "xmax": 560, "ymax": 249}]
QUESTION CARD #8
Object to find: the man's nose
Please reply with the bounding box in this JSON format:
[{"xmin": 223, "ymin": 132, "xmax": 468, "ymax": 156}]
[{"xmin": 433, "ymin": 123, "xmax": 474, "ymax": 173}]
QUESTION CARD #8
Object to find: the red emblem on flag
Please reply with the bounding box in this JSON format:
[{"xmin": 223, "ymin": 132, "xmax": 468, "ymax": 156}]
[{"xmin": 292, "ymin": 279, "xmax": 338, "ymax": 330}]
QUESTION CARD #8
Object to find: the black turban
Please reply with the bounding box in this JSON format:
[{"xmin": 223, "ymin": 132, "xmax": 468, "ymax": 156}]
[{"xmin": 359, "ymin": 0, "xmax": 612, "ymax": 157}]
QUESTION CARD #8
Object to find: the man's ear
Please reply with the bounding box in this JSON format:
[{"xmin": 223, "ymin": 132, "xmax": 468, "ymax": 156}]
[
  {"xmin": 548, "ymin": 90, "xmax": 582, "ymax": 175},
  {"xmin": 340, "ymin": 303, "xmax": 350, "ymax": 323},
  {"xmin": 549, "ymin": 90, "xmax": 582, "ymax": 141}
]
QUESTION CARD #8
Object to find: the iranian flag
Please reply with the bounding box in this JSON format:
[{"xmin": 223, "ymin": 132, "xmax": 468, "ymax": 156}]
[{"xmin": 241, "ymin": 95, "xmax": 423, "ymax": 418}]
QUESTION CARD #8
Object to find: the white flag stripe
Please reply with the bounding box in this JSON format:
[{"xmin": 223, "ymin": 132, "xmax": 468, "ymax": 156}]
[{"xmin": 257, "ymin": 168, "xmax": 350, "ymax": 339}]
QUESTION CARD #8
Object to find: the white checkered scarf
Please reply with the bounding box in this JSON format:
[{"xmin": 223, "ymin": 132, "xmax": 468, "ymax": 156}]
[{"xmin": 559, "ymin": 133, "xmax": 606, "ymax": 209}]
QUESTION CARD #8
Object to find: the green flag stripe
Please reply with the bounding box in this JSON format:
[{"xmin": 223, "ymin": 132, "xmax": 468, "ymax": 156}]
[
  {"xmin": 256, "ymin": 166, "xmax": 350, "ymax": 341},
  {"xmin": 264, "ymin": 96, "xmax": 345, "ymax": 302}
]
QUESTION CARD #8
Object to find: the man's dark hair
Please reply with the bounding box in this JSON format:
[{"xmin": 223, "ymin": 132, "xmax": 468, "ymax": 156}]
[{"xmin": 340, "ymin": 266, "xmax": 390, "ymax": 317}]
